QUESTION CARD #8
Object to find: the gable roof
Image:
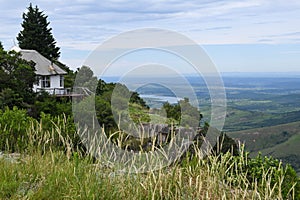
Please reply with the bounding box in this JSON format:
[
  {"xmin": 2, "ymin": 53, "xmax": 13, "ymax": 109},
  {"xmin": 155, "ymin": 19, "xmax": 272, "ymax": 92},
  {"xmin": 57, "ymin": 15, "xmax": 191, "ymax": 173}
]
[{"xmin": 11, "ymin": 46, "xmax": 67, "ymax": 76}]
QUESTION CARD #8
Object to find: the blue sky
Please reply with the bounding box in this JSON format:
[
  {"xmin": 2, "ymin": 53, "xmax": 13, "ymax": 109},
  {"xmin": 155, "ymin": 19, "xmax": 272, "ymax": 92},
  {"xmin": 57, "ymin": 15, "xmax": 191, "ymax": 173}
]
[{"xmin": 0, "ymin": 0, "xmax": 300, "ymax": 73}]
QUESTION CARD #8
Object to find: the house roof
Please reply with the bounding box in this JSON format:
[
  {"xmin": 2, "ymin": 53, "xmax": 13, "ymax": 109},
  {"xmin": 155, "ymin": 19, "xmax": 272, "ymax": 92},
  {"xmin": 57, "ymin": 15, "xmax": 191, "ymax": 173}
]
[{"xmin": 11, "ymin": 46, "xmax": 67, "ymax": 76}]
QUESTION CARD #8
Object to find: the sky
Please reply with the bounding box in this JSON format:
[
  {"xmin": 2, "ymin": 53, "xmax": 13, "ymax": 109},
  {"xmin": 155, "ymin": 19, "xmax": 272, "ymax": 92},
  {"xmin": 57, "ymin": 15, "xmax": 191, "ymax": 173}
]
[{"xmin": 1, "ymin": 0, "xmax": 300, "ymax": 74}]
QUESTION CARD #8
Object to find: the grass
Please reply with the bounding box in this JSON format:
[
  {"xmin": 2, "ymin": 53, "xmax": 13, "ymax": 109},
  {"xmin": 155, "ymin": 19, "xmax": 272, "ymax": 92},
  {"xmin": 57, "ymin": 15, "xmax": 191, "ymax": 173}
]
[
  {"xmin": 260, "ymin": 133, "xmax": 300, "ymax": 174},
  {"xmin": 2, "ymin": 149, "xmax": 297, "ymax": 199},
  {"xmin": 261, "ymin": 134, "xmax": 300, "ymax": 157},
  {"xmin": 229, "ymin": 121, "xmax": 300, "ymax": 151},
  {"xmin": 229, "ymin": 121, "xmax": 300, "ymax": 174},
  {"xmin": 201, "ymin": 105, "xmax": 300, "ymax": 132},
  {"xmin": 0, "ymin": 109, "xmax": 299, "ymax": 199}
]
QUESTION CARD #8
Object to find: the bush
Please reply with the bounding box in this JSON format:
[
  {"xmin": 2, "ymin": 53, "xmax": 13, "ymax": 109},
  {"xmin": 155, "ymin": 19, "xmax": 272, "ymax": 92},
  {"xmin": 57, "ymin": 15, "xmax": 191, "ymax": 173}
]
[
  {"xmin": 245, "ymin": 153, "xmax": 300, "ymax": 199},
  {"xmin": 0, "ymin": 107, "xmax": 80, "ymax": 154},
  {"xmin": 0, "ymin": 107, "xmax": 32, "ymax": 152}
]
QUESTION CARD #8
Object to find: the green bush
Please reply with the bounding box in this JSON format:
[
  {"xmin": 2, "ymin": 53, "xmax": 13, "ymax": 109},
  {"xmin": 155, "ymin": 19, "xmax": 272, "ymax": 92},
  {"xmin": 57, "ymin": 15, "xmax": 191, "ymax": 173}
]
[
  {"xmin": 0, "ymin": 106, "xmax": 32, "ymax": 152},
  {"xmin": 245, "ymin": 153, "xmax": 300, "ymax": 199},
  {"xmin": 183, "ymin": 149, "xmax": 300, "ymax": 199},
  {"xmin": 0, "ymin": 107, "xmax": 80, "ymax": 154}
]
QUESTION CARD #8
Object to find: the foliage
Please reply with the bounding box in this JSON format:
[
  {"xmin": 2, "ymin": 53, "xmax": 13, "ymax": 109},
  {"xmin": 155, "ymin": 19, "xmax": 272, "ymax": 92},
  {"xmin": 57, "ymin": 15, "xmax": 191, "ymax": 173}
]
[
  {"xmin": 0, "ymin": 105, "xmax": 299, "ymax": 199},
  {"xmin": 229, "ymin": 121, "xmax": 300, "ymax": 173},
  {"xmin": 17, "ymin": 3, "xmax": 60, "ymax": 60},
  {"xmin": 81, "ymin": 69, "xmax": 149, "ymax": 131},
  {"xmin": 128, "ymin": 103, "xmax": 151, "ymax": 124},
  {"xmin": 130, "ymin": 91, "xmax": 149, "ymax": 109},
  {"xmin": 36, "ymin": 112, "xmax": 80, "ymax": 153},
  {"xmin": 0, "ymin": 107, "xmax": 79, "ymax": 153},
  {"xmin": 212, "ymin": 132, "xmax": 239, "ymax": 156},
  {"xmin": 244, "ymin": 153, "xmax": 300, "ymax": 199},
  {"xmin": 162, "ymin": 101, "xmax": 181, "ymax": 122},
  {"xmin": 75, "ymin": 65, "xmax": 98, "ymax": 91},
  {"xmin": 0, "ymin": 48, "xmax": 36, "ymax": 109},
  {"xmin": 162, "ymin": 97, "xmax": 202, "ymax": 127},
  {"xmin": 0, "ymin": 88, "xmax": 23, "ymax": 109},
  {"xmin": 0, "ymin": 107, "xmax": 31, "ymax": 152},
  {"xmin": 30, "ymin": 91, "xmax": 72, "ymax": 118},
  {"xmin": 16, "ymin": 2, "xmax": 74, "ymax": 89},
  {"xmin": 75, "ymin": 81, "xmax": 149, "ymax": 132}
]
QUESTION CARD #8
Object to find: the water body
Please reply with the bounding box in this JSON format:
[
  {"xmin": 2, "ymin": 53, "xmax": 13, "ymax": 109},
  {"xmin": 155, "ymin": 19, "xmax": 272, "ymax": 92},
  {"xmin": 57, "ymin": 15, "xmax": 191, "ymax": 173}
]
[{"xmin": 139, "ymin": 94, "xmax": 183, "ymax": 108}]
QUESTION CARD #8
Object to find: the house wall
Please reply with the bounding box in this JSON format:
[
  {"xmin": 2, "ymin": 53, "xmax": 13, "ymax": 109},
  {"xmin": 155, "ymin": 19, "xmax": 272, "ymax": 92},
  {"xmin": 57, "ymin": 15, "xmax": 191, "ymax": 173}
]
[
  {"xmin": 50, "ymin": 75, "xmax": 63, "ymax": 88},
  {"xmin": 33, "ymin": 75, "xmax": 65, "ymax": 95}
]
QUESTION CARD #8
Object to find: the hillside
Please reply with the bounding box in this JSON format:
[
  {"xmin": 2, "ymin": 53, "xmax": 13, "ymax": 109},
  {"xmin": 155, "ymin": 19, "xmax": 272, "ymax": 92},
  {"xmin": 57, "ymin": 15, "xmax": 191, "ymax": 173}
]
[
  {"xmin": 229, "ymin": 121, "xmax": 300, "ymax": 173},
  {"xmin": 201, "ymin": 105, "xmax": 300, "ymax": 132}
]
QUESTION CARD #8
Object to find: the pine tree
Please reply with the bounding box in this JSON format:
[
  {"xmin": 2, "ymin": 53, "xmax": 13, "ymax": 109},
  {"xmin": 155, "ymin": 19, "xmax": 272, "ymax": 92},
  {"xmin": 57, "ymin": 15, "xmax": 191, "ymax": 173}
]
[{"xmin": 17, "ymin": 3, "xmax": 60, "ymax": 60}]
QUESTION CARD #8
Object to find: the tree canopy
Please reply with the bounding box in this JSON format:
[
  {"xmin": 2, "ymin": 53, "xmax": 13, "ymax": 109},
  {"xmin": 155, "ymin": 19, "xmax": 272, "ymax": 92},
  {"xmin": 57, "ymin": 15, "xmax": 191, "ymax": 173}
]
[
  {"xmin": 0, "ymin": 47, "xmax": 36, "ymax": 108},
  {"xmin": 17, "ymin": 3, "xmax": 60, "ymax": 60}
]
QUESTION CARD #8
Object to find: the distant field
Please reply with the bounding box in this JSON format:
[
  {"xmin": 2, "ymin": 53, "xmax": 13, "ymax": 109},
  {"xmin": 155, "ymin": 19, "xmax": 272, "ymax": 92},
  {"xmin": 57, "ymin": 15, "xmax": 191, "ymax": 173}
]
[
  {"xmin": 128, "ymin": 76, "xmax": 300, "ymax": 173},
  {"xmin": 194, "ymin": 77, "xmax": 300, "ymax": 131},
  {"xmin": 229, "ymin": 121, "xmax": 300, "ymax": 173},
  {"xmin": 222, "ymin": 107, "xmax": 300, "ymax": 132}
]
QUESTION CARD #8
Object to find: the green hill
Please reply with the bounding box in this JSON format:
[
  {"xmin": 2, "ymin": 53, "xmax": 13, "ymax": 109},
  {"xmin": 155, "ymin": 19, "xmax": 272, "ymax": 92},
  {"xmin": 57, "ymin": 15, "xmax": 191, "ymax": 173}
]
[
  {"xmin": 201, "ymin": 105, "xmax": 300, "ymax": 132},
  {"xmin": 229, "ymin": 121, "xmax": 300, "ymax": 173}
]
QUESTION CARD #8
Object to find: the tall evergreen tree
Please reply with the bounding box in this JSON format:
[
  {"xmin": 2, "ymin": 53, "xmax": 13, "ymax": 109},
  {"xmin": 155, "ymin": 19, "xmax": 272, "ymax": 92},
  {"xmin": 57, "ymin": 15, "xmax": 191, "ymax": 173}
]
[{"xmin": 17, "ymin": 3, "xmax": 60, "ymax": 60}]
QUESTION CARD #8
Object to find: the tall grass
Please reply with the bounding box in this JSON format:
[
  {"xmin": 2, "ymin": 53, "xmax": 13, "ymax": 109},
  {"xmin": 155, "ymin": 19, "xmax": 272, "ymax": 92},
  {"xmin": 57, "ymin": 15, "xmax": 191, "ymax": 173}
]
[
  {"xmin": 1, "ymin": 147, "xmax": 298, "ymax": 199},
  {"xmin": 0, "ymin": 107, "xmax": 299, "ymax": 199}
]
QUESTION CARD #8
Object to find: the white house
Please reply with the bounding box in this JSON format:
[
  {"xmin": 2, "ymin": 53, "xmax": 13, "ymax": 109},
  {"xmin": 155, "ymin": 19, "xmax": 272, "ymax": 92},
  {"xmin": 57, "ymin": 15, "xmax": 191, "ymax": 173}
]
[{"xmin": 11, "ymin": 46, "xmax": 67, "ymax": 95}]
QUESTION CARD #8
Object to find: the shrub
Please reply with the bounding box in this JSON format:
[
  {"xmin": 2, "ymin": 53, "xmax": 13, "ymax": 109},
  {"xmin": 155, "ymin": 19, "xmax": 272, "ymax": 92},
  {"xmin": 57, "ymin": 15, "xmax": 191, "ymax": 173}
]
[
  {"xmin": 245, "ymin": 153, "xmax": 300, "ymax": 199},
  {"xmin": 0, "ymin": 107, "xmax": 80, "ymax": 154},
  {"xmin": 0, "ymin": 106, "xmax": 32, "ymax": 152}
]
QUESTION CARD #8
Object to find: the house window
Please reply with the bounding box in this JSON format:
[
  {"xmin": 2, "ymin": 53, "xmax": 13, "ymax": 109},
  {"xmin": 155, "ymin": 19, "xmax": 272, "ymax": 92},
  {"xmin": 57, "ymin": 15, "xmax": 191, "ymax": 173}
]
[
  {"xmin": 36, "ymin": 76, "xmax": 40, "ymax": 86},
  {"xmin": 60, "ymin": 75, "xmax": 64, "ymax": 87},
  {"xmin": 41, "ymin": 76, "xmax": 50, "ymax": 88}
]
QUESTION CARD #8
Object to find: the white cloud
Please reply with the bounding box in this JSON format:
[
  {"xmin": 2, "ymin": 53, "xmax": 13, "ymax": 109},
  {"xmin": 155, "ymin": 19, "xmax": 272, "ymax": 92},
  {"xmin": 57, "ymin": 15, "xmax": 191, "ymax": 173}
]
[{"xmin": 0, "ymin": 0, "xmax": 299, "ymax": 69}]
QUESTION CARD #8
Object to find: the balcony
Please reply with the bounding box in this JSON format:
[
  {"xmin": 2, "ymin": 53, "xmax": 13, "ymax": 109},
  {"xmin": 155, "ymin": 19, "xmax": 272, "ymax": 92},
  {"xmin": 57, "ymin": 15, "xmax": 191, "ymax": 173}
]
[{"xmin": 36, "ymin": 87, "xmax": 93, "ymax": 99}]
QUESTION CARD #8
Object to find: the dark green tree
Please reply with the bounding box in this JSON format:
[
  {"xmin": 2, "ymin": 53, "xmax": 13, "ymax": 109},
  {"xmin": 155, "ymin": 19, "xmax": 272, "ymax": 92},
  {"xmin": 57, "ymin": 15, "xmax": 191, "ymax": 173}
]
[
  {"xmin": 0, "ymin": 47, "xmax": 36, "ymax": 108},
  {"xmin": 17, "ymin": 3, "xmax": 60, "ymax": 60},
  {"xmin": 162, "ymin": 98, "xmax": 202, "ymax": 127}
]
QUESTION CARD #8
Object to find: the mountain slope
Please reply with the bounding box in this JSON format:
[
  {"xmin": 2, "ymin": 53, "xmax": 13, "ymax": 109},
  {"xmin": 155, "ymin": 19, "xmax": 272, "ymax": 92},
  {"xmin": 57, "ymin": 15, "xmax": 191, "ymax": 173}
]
[{"xmin": 229, "ymin": 121, "xmax": 300, "ymax": 173}]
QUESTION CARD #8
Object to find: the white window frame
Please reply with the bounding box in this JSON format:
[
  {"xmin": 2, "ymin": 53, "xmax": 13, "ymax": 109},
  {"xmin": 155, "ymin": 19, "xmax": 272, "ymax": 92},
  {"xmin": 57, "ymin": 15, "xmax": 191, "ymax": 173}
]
[{"xmin": 41, "ymin": 76, "xmax": 51, "ymax": 88}]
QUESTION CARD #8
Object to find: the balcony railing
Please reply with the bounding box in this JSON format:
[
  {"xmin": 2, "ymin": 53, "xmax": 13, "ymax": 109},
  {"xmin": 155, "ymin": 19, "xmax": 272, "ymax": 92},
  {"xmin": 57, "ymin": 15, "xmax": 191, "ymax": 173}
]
[{"xmin": 36, "ymin": 87, "xmax": 93, "ymax": 97}]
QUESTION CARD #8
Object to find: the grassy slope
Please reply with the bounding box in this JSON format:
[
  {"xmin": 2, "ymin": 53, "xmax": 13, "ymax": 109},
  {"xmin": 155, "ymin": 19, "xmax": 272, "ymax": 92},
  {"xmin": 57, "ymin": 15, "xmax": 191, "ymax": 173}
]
[
  {"xmin": 229, "ymin": 121, "xmax": 300, "ymax": 173},
  {"xmin": 259, "ymin": 133, "xmax": 300, "ymax": 173},
  {"xmin": 220, "ymin": 106, "xmax": 300, "ymax": 132},
  {"xmin": 261, "ymin": 133, "xmax": 300, "ymax": 157}
]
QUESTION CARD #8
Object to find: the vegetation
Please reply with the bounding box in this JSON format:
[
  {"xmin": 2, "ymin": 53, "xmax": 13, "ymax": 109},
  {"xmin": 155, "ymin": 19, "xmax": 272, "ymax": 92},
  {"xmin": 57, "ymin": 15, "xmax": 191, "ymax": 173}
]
[
  {"xmin": 0, "ymin": 106, "xmax": 299, "ymax": 199},
  {"xmin": 0, "ymin": 46, "xmax": 36, "ymax": 109},
  {"xmin": 0, "ymin": 4, "xmax": 299, "ymax": 199},
  {"xmin": 162, "ymin": 97, "xmax": 203, "ymax": 127},
  {"xmin": 0, "ymin": 109, "xmax": 299, "ymax": 199},
  {"xmin": 230, "ymin": 121, "xmax": 300, "ymax": 174}
]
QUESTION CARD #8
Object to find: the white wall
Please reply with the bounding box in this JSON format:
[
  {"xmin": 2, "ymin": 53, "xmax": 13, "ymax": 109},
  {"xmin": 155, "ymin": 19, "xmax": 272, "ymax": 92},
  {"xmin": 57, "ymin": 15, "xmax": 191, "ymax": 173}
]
[
  {"xmin": 33, "ymin": 75, "xmax": 64, "ymax": 95},
  {"xmin": 50, "ymin": 75, "xmax": 63, "ymax": 88}
]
